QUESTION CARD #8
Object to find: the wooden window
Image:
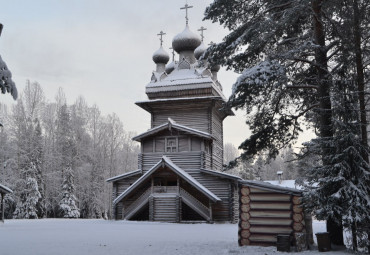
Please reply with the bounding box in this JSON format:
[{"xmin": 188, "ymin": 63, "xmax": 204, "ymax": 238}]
[{"xmin": 166, "ymin": 137, "xmax": 177, "ymax": 152}]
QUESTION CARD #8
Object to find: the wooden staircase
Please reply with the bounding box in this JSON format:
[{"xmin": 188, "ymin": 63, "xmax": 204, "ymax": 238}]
[
  {"xmin": 180, "ymin": 188, "xmax": 211, "ymax": 221},
  {"xmin": 124, "ymin": 188, "xmax": 151, "ymax": 220},
  {"xmin": 152, "ymin": 194, "xmax": 178, "ymax": 222},
  {"xmin": 123, "ymin": 186, "xmax": 212, "ymax": 222}
]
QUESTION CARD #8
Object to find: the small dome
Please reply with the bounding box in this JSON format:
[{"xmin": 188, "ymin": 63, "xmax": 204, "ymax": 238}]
[
  {"xmin": 194, "ymin": 42, "xmax": 207, "ymax": 60},
  {"xmin": 152, "ymin": 47, "xmax": 170, "ymax": 64},
  {"xmin": 165, "ymin": 61, "xmax": 175, "ymax": 74},
  {"xmin": 172, "ymin": 26, "xmax": 201, "ymax": 53}
]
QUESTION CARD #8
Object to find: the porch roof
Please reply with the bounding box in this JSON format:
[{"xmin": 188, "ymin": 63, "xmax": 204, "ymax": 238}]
[
  {"xmin": 113, "ymin": 156, "xmax": 221, "ymax": 205},
  {"xmin": 132, "ymin": 118, "xmax": 213, "ymax": 142},
  {"xmin": 106, "ymin": 169, "xmax": 141, "ymax": 183}
]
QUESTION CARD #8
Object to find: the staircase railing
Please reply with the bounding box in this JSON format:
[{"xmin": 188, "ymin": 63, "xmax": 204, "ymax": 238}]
[
  {"xmin": 124, "ymin": 188, "xmax": 151, "ymax": 220},
  {"xmin": 179, "ymin": 188, "xmax": 210, "ymax": 221}
]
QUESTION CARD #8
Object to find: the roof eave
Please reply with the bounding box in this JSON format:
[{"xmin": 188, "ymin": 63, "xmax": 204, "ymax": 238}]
[
  {"xmin": 239, "ymin": 180, "xmax": 303, "ymax": 196},
  {"xmin": 106, "ymin": 170, "xmax": 142, "ymax": 183}
]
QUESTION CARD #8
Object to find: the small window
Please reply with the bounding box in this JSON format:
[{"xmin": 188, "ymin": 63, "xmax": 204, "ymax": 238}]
[{"xmin": 166, "ymin": 137, "xmax": 177, "ymax": 152}]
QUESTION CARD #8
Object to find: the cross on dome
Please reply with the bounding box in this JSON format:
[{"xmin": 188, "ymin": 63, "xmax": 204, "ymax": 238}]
[
  {"xmin": 198, "ymin": 26, "xmax": 207, "ymax": 42},
  {"xmin": 169, "ymin": 47, "xmax": 175, "ymax": 61},
  {"xmin": 157, "ymin": 31, "xmax": 166, "ymax": 46},
  {"xmin": 180, "ymin": 3, "xmax": 193, "ymax": 25}
]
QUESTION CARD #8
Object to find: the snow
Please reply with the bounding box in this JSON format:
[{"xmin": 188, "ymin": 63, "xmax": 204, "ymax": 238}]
[
  {"xmin": 265, "ymin": 180, "xmax": 303, "ymax": 190},
  {"xmin": 0, "ymin": 183, "xmax": 13, "ymax": 194},
  {"xmin": 0, "ymin": 219, "xmax": 353, "ymax": 255},
  {"xmin": 0, "ymin": 54, "xmax": 17, "ymax": 100},
  {"xmin": 133, "ymin": 118, "xmax": 213, "ymax": 141}
]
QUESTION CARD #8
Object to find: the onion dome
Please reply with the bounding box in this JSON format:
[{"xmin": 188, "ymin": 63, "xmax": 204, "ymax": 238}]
[
  {"xmin": 172, "ymin": 26, "xmax": 201, "ymax": 53},
  {"xmin": 152, "ymin": 46, "xmax": 170, "ymax": 64},
  {"xmin": 165, "ymin": 61, "xmax": 175, "ymax": 74},
  {"xmin": 194, "ymin": 42, "xmax": 207, "ymax": 60}
]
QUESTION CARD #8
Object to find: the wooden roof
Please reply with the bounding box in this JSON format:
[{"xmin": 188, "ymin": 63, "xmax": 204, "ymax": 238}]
[
  {"xmin": 200, "ymin": 168, "xmax": 242, "ymax": 181},
  {"xmin": 239, "ymin": 180, "xmax": 303, "ymax": 196},
  {"xmin": 132, "ymin": 118, "xmax": 213, "ymax": 142},
  {"xmin": 113, "ymin": 156, "xmax": 221, "ymax": 205},
  {"xmin": 106, "ymin": 170, "xmax": 141, "ymax": 183}
]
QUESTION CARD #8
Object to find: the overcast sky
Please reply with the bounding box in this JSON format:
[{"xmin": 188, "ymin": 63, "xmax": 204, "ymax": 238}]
[{"xmin": 0, "ymin": 1, "xmax": 311, "ymax": 150}]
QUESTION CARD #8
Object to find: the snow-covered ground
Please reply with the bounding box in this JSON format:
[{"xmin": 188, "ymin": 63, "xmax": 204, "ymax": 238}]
[{"xmin": 0, "ymin": 219, "xmax": 354, "ymax": 255}]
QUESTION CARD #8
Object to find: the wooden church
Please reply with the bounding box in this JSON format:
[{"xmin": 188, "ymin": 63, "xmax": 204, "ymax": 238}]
[{"xmin": 107, "ymin": 5, "xmax": 240, "ymax": 223}]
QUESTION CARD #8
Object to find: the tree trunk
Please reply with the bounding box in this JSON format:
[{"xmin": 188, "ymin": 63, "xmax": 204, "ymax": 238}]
[
  {"xmin": 352, "ymin": 0, "xmax": 370, "ymax": 251},
  {"xmin": 312, "ymin": 0, "xmax": 344, "ymax": 245}
]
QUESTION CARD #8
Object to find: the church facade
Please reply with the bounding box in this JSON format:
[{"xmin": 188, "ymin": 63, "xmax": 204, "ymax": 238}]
[{"xmin": 108, "ymin": 11, "xmax": 239, "ymax": 222}]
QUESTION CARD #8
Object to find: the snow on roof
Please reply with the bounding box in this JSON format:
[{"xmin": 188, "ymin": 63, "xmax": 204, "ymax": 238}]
[
  {"xmin": 265, "ymin": 180, "xmax": 303, "ymax": 190},
  {"xmin": 132, "ymin": 118, "xmax": 213, "ymax": 142},
  {"xmin": 136, "ymin": 96, "xmax": 224, "ymax": 105},
  {"xmin": 106, "ymin": 170, "xmax": 141, "ymax": 183},
  {"xmin": 239, "ymin": 180, "xmax": 302, "ymax": 196},
  {"xmin": 113, "ymin": 156, "xmax": 220, "ymax": 205},
  {"xmin": 0, "ymin": 183, "xmax": 13, "ymax": 194},
  {"xmin": 200, "ymin": 168, "xmax": 242, "ymax": 181}
]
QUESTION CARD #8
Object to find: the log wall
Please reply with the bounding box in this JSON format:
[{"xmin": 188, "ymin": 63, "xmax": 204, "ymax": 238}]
[{"xmin": 238, "ymin": 185, "xmax": 307, "ymax": 247}]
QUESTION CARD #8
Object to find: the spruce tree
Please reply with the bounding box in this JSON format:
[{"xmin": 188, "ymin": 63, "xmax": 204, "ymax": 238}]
[
  {"xmin": 59, "ymin": 166, "xmax": 80, "ymax": 218},
  {"xmin": 303, "ymin": 81, "xmax": 370, "ymax": 251}
]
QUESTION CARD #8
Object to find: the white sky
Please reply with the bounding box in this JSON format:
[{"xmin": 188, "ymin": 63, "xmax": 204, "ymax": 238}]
[{"xmin": 0, "ymin": 0, "xmax": 311, "ymax": 150}]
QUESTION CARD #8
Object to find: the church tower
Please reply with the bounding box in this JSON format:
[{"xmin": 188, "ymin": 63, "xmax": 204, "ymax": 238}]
[{"xmin": 108, "ymin": 4, "xmax": 239, "ymax": 223}]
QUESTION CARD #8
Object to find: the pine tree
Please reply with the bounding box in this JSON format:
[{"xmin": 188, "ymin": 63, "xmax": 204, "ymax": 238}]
[
  {"xmin": 59, "ymin": 166, "xmax": 80, "ymax": 218},
  {"xmin": 0, "ymin": 23, "xmax": 17, "ymax": 101},
  {"xmin": 203, "ymin": 0, "xmax": 370, "ymax": 245},
  {"xmin": 13, "ymin": 164, "xmax": 41, "ymax": 219},
  {"xmin": 303, "ymin": 81, "xmax": 370, "ymax": 251}
]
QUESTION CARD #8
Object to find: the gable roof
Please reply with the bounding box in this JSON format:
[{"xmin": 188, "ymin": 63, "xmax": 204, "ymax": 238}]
[
  {"xmin": 132, "ymin": 118, "xmax": 213, "ymax": 142},
  {"xmin": 113, "ymin": 156, "xmax": 221, "ymax": 205},
  {"xmin": 106, "ymin": 170, "xmax": 142, "ymax": 183},
  {"xmin": 0, "ymin": 184, "xmax": 13, "ymax": 194}
]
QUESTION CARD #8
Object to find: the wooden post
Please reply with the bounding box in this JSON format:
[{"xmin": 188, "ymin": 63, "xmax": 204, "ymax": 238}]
[
  {"xmin": 209, "ymin": 201, "xmax": 213, "ymax": 222},
  {"xmin": 177, "ymin": 176, "xmax": 180, "ymax": 194},
  {"xmin": 1, "ymin": 193, "xmax": 4, "ymax": 222},
  {"xmin": 151, "ymin": 177, "xmax": 154, "ymax": 194}
]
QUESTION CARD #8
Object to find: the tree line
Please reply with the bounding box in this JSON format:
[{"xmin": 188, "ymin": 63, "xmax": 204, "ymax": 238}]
[{"xmin": 0, "ymin": 81, "xmax": 139, "ymax": 219}]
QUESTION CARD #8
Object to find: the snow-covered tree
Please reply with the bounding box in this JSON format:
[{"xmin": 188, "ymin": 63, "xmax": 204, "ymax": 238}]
[
  {"xmin": 203, "ymin": 0, "xmax": 370, "ymax": 246},
  {"xmin": 13, "ymin": 165, "xmax": 41, "ymax": 219},
  {"xmin": 0, "ymin": 24, "xmax": 17, "ymax": 101},
  {"xmin": 59, "ymin": 166, "xmax": 80, "ymax": 218},
  {"xmin": 303, "ymin": 82, "xmax": 370, "ymax": 251},
  {"xmin": 3, "ymin": 83, "xmax": 139, "ymax": 219}
]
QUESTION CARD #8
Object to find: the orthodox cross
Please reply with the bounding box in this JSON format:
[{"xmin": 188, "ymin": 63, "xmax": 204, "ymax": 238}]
[
  {"xmin": 198, "ymin": 26, "xmax": 207, "ymax": 42},
  {"xmin": 169, "ymin": 47, "xmax": 175, "ymax": 61},
  {"xmin": 157, "ymin": 31, "xmax": 166, "ymax": 46},
  {"xmin": 180, "ymin": 3, "xmax": 193, "ymax": 25}
]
